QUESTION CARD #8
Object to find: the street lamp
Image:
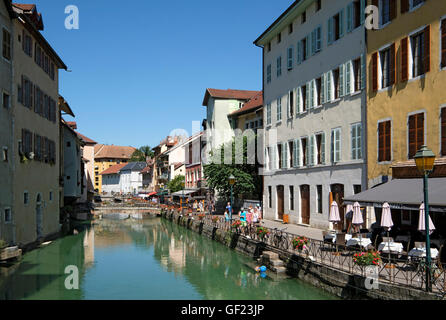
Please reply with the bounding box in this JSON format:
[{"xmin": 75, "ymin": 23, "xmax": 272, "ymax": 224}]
[
  {"xmin": 414, "ymin": 145, "xmax": 436, "ymax": 292},
  {"xmin": 181, "ymin": 181, "xmax": 185, "ymax": 210},
  {"xmin": 229, "ymin": 174, "xmax": 236, "ymax": 221}
]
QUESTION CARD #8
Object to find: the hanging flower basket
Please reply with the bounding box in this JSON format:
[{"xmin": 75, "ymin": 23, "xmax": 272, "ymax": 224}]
[
  {"xmin": 231, "ymin": 220, "xmax": 242, "ymax": 229},
  {"xmin": 353, "ymin": 251, "xmax": 382, "ymax": 266},
  {"xmin": 292, "ymin": 236, "xmax": 309, "ymax": 250}
]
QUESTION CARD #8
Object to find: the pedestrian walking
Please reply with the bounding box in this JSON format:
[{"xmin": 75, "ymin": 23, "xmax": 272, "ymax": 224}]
[
  {"xmin": 226, "ymin": 202, "xmax": 232, "ymax": 217},
  {"xmin": 224, "ymin": 209, "xmax": 231, "ymax": 222},
  {"xmin": 239, "ymin": 208, "xmax": 247, "ymax": 227},
  {"xmin": 247, "ymin": 206, "xmax": 253, "ymax": 225},
  {"xmin": 253, "ymin": 207, "xmax": 259, "ymax": 225}
]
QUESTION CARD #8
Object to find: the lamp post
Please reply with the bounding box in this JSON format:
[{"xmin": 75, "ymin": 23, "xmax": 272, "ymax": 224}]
[
  {"xmin": 229, "ymin": 174, "xmax": 236, "ymax": 221},
  {"xmin": 181, "ymin": 181, "xmax": 185, "ymax": 210},
  {"xmin": 414, "ymin": 145, "xmax": 436, "ymax": 293}
]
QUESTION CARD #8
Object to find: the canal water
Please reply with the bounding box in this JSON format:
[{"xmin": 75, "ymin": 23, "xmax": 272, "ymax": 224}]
[{"xmin": 0, "ymin": 217, "xmax": 338, "ymax": 300}]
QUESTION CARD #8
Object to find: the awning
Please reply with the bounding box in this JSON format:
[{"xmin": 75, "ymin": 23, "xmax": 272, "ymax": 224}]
[
  {"xmin": 171, "ymin": 189, "xmax": 198, "ymax": 197},
  {"xmin": 344, "ymin": 178, "xmax": 446, "ymax": 213}
]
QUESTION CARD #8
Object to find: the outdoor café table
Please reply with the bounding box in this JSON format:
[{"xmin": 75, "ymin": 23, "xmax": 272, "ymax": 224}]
[
  {"xmin": 378, "ymin": 242, "xmax": 404, "ymax": 254},
  {"xmin": 325, "ymin": 233, "xmax": 353, "ymax": 243},
  {"xmin": 408, "ymin": 247, "xmax": 439, "ymax": 261},
  {"xmin": 346, "ymin": 237, "xmax": 371, "ymax": 249}
]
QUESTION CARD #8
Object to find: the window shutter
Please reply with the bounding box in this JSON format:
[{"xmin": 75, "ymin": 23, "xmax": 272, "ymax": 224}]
[
  {"xmin": 326, "ymin": 72, "xmax": 332, "ymax": 102},
  {"xmin": 296, "ymin": 87, "xmax": 302, "ymax": 113},
  {"xmin": 310, "ymin": 80, "xmax": 314, "ymax": 109},
  {"xmin": 339, "ymin": 64, "xmax": 345, "ymax": 97},
  {"xmin": 372, "ymin": 52, "xmax": 378, "ymax": 92},
  {"xmin": 310, "ymin": 135, "xmax": 315, "ymax": 166},
  {"xmin": 401, "ymin": 37, "xmax": 409, "ymax": 82},
  {"xmin": 306, "ymin": 34, "xmax": 310, "ymax": 58},
  {"xmin": 347, "ymin": 3, "xmax": 353, "ymax": 33},
  {"xmin": 441, "ymin": 108, "xmax": 446, "ymax": 156},
  {"xmin": 401, "ymin": 0, "xmax": 409, "ymax": 14},
  {"xmin": 316, "ymin": 25, "xmax": 322, "ymax": 52},
  {"xmin": 345, "ymin": 61, "xmax": 351, "ymax": 95},
  {"xmin": 339, "ymin": 9, "xmax": 345, "ymax": 38},
  {"xmin": 320, "ymin": 133, "xmax": 326, "ymax": 164},
  {"xmin": 378, "ymin": 122, "xmax": 384, "ymax": 162},
  {"xmin": 306, "ymin": 83, "xmax": 310, "ymax": 109},
  {"xmin": 336, "ymin": 129, "xmax": 341, "ymax": 162},
  {"xmin": 385, "ymin": 121, "xmax": 391, "ymax": 161},
  {"xmin": 331, "ymin": 130, "xmax": 335, "ymax": 163},
  {"xmin": 390, "ymin": 0, "xmax": 397, "ymax": 20},
  {"xmin": 357, "ymin": 124, "xmax": 362, "ymax": 159},
  {"xmin": 442, "ymin": 20, "xmax": 446, "ymax": 68},
  {"xmin": 389, "ymin": 43, "xmax": 396, "ymax": 85},
  {"xmin": 351, "ymin": 126, "xmax": 355, "ymax": 160},
  {"xmin": 288, "ymin": 47, "xmax": 293, "ymax": 70},
  {"xmin": 408, "ymin": 115, "xmax": 416, "ymax": 158},
  {"xmin": 424, "ymin": 25, "xmax": 430, "ymax": 74},
  {"xmin": 360, "ymin": 0, "xmax": 366, "ymax": 25},
  {"xmin": 311, "ymin": 29, "xmax": 316, "ymax": 55},
  {"xmin": 328, "ymin": 18, "xmax": 333, "ymax": 45},
  {"xmin": 297, "ymin": 41, "xmax": 302, "ymax": 64},
  {"xmin": 296, "ymin": 140, "xmax": 301, "ymax": 167},
  {"xmin": 321, "ymin": 73, "xmax": 325, "ymax": 104},
  {"xmin": 361, "ymin": 54, "xmax": 366, "ymax": 90}
]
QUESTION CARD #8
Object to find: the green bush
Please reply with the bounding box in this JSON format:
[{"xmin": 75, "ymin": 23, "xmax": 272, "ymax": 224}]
[{"xmin": 0, "ymin": 239, "xmax": 7, "ymax": 249}]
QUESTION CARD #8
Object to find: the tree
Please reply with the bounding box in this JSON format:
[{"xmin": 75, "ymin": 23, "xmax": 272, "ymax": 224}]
[
  {"xmin": 203, "ymin": 135, "xmax": 262, "ymax": 201},
  {"xmin": 130, "ymin": 146, "xmax": 154, "ymax": 162},
  {"xmin": 167, "ymin": 175, "xmax": 185, "ymax": 193}
]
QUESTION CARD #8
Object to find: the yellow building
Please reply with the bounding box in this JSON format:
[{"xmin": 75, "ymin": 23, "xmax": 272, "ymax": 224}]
[
  {"xmin": 94, "ymin": 144, "xmax": 136, "ymax": 193},
  {"xmin": 366, "ymin": 0, "xmax": 446, "ymax": 188}
]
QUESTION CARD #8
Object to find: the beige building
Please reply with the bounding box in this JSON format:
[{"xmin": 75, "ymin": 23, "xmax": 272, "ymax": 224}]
[
  {"xmin": 0, "ymin": 0, "xmax": 14, "ymax": 245},
  {"xmin": 93, "ymin": 144, "xmax": 136, "ymax": 193},
  {"xmin": 10, "ymin": 3, "xmax": 67, "ymax": 246}
]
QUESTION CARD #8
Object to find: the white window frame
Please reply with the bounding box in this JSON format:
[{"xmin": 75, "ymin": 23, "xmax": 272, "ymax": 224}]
[
  {"xmin": 276, "ymin": 98, "xmax": 282, "ymax": 123},
  {"xmin": 266, "ymin": 103, "xmax": 272, "ymax": 126},
  {"xmin": 379, "ymin": 0, "xmax": 392, "ymax": 29},
  {"xmin": 266, "ymin": 64, "xmax": 272, "ymax": 83},
  {"xmin": 1, "ymin": 26, "xmax": 12, "ymax": 64},
  {"xmin": 409, "ymin": 0, "xmax": 425, "ymax": 12},
  {"xmin": 287, "ymin": 46, "xmax": 294, "ymax": 70},
  {"xmin": 408, "ymin": 24, "xmax": 428, "ymax": 81},
  {"xmin": 377, "ymin": 42, "xmax": 394, "ymax": 91},
  {"xmin": 331, "ymin": 128, "xmax": 341, "ymax": 163}
]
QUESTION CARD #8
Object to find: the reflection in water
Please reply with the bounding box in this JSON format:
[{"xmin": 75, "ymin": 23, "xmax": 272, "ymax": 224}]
[{"xmin": 0, "ymin": 218, "xmax": 337, "ymax": 300}]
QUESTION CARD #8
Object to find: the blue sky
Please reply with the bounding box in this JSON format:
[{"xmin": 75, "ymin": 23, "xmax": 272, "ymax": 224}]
[{"xmin": 27, "ymin": 0, "xmax": 293, "ymax": 148}]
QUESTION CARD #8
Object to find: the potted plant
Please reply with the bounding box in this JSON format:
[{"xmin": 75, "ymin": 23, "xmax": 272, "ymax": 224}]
[
  {"xmin": 353, "ymin": 251, "xmax": 382, "ymax": 266},
  {"xmin": 256, "ymin": 226, "xmax": 270, "ymax": 241},
  {"xmin": 292, "ymin": 236, "xmax": 309, "ymax": 251}
]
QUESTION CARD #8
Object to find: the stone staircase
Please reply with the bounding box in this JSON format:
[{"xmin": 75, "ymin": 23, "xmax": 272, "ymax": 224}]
[{"xmin": 261, "ymin": 251, "xmax": 287, "ymax": 274}]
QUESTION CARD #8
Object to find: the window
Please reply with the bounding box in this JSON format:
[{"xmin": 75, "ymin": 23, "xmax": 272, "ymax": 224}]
[
  {"xmin": 302, "ymin": 11, "xmax": 306, "ymax": 24},
  {"xmin": 278, "ymin": 144, "xmax": 283, "ymax": 169},
  {"xmin": 316, "ymin": 78, "xmax": 322, "ymax": 106},
  {"xmin": 354, "ymin": 185, "xmax": 362, "ymax": 194},
  {"xmin": 266, "ymin": 104, "xmax": 272, "ymax": 125},
  {"xmin": 268, "ymin": 186, "xmax": 272, "ymax": 208},
  {"xmin": 292, "ymin": 140, "xmax": 300, "ymax": 168},
  {"xmin": 378, "ymin": 120, "xmax": 392, "ymax": 162},
  {"xmin": 302, "ymin": 37, "xmax": 307, "ymax": 61},
  {"xmin": 277, "ymin": 32, "xmax": 281, "ymax": 43},
  {"xmin": 331, "ymin": 128, "xmax": 341, "ymax": 163},
  {"xmin": 2, "ymin": 147, "xmax": 8, "ymax": 162},
  {"xmin": 380, "ymin": 44, "xmax": 395, "ymax": 89},
  {"xmin": 381, "ymin": 0, "xmax": 391, "ymax": 25},
  {"xmin": 410, "ymin": 0, "xmax": 425, "ymax": 11},
  {"xmin": 353, "ymin": 58, "xmax": 362, "ymax": 92},
  {"xmin": 328, "ymin": 10, "xmax": 344, "ymax": 45},
  {"xmin": 24, "ymin": 191, "xmax": 29, "ymax": 205},
  {"xmin": 442, "ymin": 108, "xmax": 446, "ymax": 156},
  {"xmin": 316, "ymin": 185, "xmax": 323, "ymax": 214},
  {"xmin": 288, "ymin": 141, "xmax": 294, "ymax": 168},
  {"xmin": 409, "ymin": 27, "xmax": 430, "ymax": 79},
  {"xmin": 2, "ymin": 92, "xmax": 10, "ymax": 109},
  {"xmin": 290, "ymin": 186, "xmax": 294, "ymax": 211},
  {"xmin": 4, "ymin": 208, "xmax": 12, "ymax": 223},
  {"xmin": 408, "ymin": 113, "xmax": 424, "ymax": 159},
  {"xmin": 2, "ymin": 28, "xmax": 11, "ymax": 61},
  {"xmin": 289, "ymin": 23, "xmax": 293, "ymax": 34},
  {"xmin": 351, "ymin": 123, "xmax": 362, "ymax": 160},
  {"xmin": 50, "ymin": 191, "xmax": 53, "ymax": 201},
  {"xmin": 21, "ymin": 129, "xmax": 33, "ymax": 156},
  {"xmin": 287, "ymin": 47, "xmax": 293, "ymax": 70},
  {"xmin": 353, "ymin": 1, "xmax": 361, "ymax": 29},
  {"xmin": 277, "ymin": 98, "xmax": 282, "ymax": 122},
  {"xmin": 267, "ymin": 42, "xmax": 271, "ymax": 52},
  {"xmin": 301, "ymin": 137, "xmax": 308, "ymax": 166},
  {"xmin": 316, "ymin": 0, "xmax": 322, "ymax": 11},
  {"xmin": 301, "ymin": 85, "xmax": 307, "ymax": 112},
  {"xmin": 266, "ymin": 64, "xmax": 271, "ymax": 83},
  {"xmin": 276, "ymin": 56, "xmax": 282, "ymax": 77},
  {"xmin": 442, "ymin": 19, "xmax": 446, "ymax": 69},
  {"xmin": 288, "ymin": 90, "xmax": 294, "ymax": 118},
  {"xmin": 314, "ymin": 26, "xmax": 322, "ymax": 53},
  {"xmin": 315, "ymin": 133, "xmax": 325, "ymax": 165},
  {"xmin": 333, "ymin": 68, "xmax": 340, "ymax": 99},
  {"xmin": 23, "ymin": 32, "xmax": 32, "ymax": 57}
]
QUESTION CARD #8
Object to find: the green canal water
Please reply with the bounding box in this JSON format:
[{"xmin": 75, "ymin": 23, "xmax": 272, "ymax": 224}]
[{"xmin": 0, "ymin": 217, "xmax": 338, "ymax": 300}]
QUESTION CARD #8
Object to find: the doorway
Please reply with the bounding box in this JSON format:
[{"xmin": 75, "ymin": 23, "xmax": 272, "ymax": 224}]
[
  {"xmin": 331, "ymin": 184, "xmax": 345, "ymax": 231},
  {"xmin": 300, "ymin": 185, "xmax": 310, "ymax": 225},
  {"xmin": 276, "ymin": 185, "xmax": 284, "ymax": 220}
]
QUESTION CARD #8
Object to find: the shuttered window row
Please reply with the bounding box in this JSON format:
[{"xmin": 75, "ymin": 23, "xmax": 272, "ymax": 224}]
[
  {"xmin": 17, "ymin": 75, "xmax": 57, "ymax": 123},
  {"xmin": 21, "ymin": 129, "xmax": 56, "ymax": 164},
  {"xmin": 372, "ymin": 26, "xmax": 430, "ymax": 92}
]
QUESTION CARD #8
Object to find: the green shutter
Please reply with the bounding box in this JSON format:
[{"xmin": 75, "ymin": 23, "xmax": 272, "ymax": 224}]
[
  {"xmin": 321, "ymin": 133, "xmax": 326, "ymax": 164},
  {"xmin": 297, "ymin": 42, "xmax": 302, "ymax": 64},
  {"xmin": 339, "ymin": 64, "xmax": 345, "ymax": 97},
  {"xmin": 339, "ymin": 9, "xmax": 345, "ymax": 38},
  {"xmin": 306, "ymin": 83, "xmax": 310, "ymax": 110},
  {"xmin": 347, "ymin": 2, "xmax": 353, "ymax": 32},
  {"xmin": 296, "ymin": 87, "xmax": 301, "ymax": 113},
  {"xmin": 328, "ymin": 18, "xmax": 333, "ymax": 45},
  {"xmin": 321, "ymin": 73, "xmax": 325, "ymax": 104},
  {"xmin": 361, "ymin": 54, "xmax": 366, "ymax": 90},
  {"xmin": 310, "ymin": 135, "xmax": 315, "ymax": 166},
  {"xmin": 296, "ymin": 140, "xmax": 301, "ymax": 167},
  {"xmin": 360, "ymin": 0, "xmax": 366, "ymax": 25},
  {"xmin": 326, "ymin": 72, "xmax": 332, "ymax": 102},
  {"xmin": 346, "ymin": 61, "xmax": 351, "ymax": 95},
  {"xmin": 306, "ymin": 34, "xmax": 310, "ymax": 58}
]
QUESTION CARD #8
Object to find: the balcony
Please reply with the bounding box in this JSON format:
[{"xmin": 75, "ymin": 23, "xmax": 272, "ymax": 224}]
[{"xmin": 156, "ymin": 160, "xmax": 169, "ymax": 168}]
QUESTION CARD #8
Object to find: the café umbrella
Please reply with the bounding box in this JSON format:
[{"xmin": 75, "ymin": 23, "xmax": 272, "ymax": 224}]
[
  {"xmin": 418, "ymin": 203, "xmax": 436, "ymax": 235},
  {"xmin": 352, "ymin": 202, "xmax": 363, "ymax": 227},
  {"xmin": 380, "ymin": 202, "xmax": 394, "ymax": 230},
  {"xmin": 329, "ymin": 201, "xmax": 341, "ymax": 224}
]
